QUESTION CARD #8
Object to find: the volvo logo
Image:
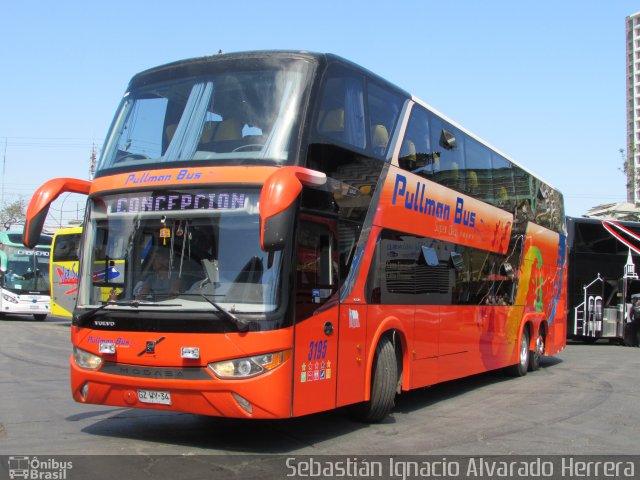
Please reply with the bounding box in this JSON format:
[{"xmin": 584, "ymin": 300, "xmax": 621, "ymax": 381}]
[
  {"xmin": 94, "ymin": 320, "xmax": 116, "ymax": 327},
  {"xmin": 138, "ymin": 336, "xmax": 165, "ymax": 356}
]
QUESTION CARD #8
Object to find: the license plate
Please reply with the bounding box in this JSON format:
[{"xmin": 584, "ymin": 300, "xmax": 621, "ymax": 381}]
[{"xmin": 137, "ymin": 389, "xmax": 171, "ymax": 405}]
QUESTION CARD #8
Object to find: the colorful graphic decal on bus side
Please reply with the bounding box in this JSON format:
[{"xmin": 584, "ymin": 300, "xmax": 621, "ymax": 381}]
[
  {"xmin": 56, "ymin": 265, "xmax": 78, "ymax": 295},
  {"xmin": 506, "ymin": 224, "xmax": 563, "ymax": 347},
  {"xmin": 480, "ymin": 223, "xmax": 566, "ymax": 368},
  {"xmin": 376, "ymin": 167, "xmax": 513, "ymax": 254},
  {"xmin": 546, "ymin": 233, "xmax": 567, "ymax": 326},
  {"xmin": 91, "ymin": 266, "xmax": 121, "ymax": 283}
]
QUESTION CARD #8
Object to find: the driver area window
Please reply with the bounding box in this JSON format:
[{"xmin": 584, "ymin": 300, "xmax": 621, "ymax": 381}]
[{"xmin": 295, "ymin": 216, "xmax": 339, "ymax": 321}]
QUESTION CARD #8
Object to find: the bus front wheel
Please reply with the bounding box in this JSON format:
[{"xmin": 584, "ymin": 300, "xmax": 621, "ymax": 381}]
[
  {"xmin": 33, "ymin": 314, "xmax": 47, "ymax": 321},
  {"xmin": 350, "ymin": 335, "xmax": 398, "ymax": 423}
]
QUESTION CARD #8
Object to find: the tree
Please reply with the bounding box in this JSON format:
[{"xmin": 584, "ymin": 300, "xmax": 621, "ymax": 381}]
[
  {"xmin": 620, "ymin": 146, "xmax": 639, "ymax": 205},
  {"xmin": 0, "ymin": 198, "xmax": 26, "ymax": 230}
]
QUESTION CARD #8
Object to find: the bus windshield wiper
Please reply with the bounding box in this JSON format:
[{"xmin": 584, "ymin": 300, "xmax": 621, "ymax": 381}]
[
  {"xmin": 74, "ymin": 300, "xmax": 180, "ymax": 323},
  {"xmin": 198, "ymin": 294, "xmax": 250, "ymax": 332},
  {"xmin": 166, "ymin": 291, "xmax": 249, "ymax": 331}
]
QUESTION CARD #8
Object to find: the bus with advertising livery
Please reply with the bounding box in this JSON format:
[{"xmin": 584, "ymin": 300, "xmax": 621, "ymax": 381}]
[
  {"xmin": 23, "ymin": 51, "xmax": 567, "ymax": 421},
  {"xmin": 50, "ymin": 226, "xmax": 82, "ymax": 317},
  {"xmin": 0, "ymin": 231, "xmax": 51, "ymax": 320}
]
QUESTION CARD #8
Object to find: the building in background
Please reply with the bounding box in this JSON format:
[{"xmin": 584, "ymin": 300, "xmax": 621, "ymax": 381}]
[
  {"xmin": 627, "ymin": 12, "xmax": 640, "ymax": 204},
  {"xmin": 594, "ymin": 13, "xmax": 640, "ymax": 221}
]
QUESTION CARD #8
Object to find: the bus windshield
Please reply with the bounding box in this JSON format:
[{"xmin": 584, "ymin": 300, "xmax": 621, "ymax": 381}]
[
  {"xmin": 97, "ymin": 60, "xmax": 312, "ymax": 173},
  {"xmin": 77, "ymin": 188, "xmax": 283, "ymax": 314},
  {"xmin": 3, "ymin": 245, "xmax": 50, "ymax": 294}
]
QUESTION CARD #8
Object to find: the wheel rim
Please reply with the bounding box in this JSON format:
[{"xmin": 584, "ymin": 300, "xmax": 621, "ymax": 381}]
[
  {"xmin": 519, "ymin": 335, "xmax": 529, "ymax": 366},
  {"xmin": 536, "ymin": 334, "xmax": 545, "ymax": 357}
]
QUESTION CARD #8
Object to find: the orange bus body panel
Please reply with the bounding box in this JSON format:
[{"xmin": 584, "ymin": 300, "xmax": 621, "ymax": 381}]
[
  {"xmin": 89, "ymin": 166, "xmax": 279, "ymax": 194},
  {"xmin": 70, "ymin": 327, "xmax": 294, "ymax": 419}
]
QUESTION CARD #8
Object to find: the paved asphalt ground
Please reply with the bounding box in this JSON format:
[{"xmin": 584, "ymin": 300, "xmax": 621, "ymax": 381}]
[{"xmin": 1, "ymin": 315, "xmax": 639, "ymax": 478}]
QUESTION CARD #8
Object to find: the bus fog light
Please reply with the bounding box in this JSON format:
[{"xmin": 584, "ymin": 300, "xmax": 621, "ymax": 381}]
[
  {"xmin": 181, "ymin": 347, "xmax": 200, "ymax": 359},
  {"xmin": 99, "ymin": 342, "xmax": 116, "ymax": 354},
  {"xmin": 232, "ymin": 393, "xmax": 253, "ymax": 414},
  {"xmin": 208, "ymin": 350, "xmax": 291, "ymax": 379},
  {"xmin": 80, "ymin": 383, "xmax": 89, "ymax": 400},
  {"xmin": 73, "ymin": 346, "xmax": 103, "ymax": 370}
]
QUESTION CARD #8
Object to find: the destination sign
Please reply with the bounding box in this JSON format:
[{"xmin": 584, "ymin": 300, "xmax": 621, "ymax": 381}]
[{"xmin": 106, "ymin": 191, "xmax": 248, "ymax": 214}]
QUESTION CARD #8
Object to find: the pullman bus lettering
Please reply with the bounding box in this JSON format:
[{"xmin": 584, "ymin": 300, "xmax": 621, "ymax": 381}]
[
  {"xmin": 392, "ymin": 173, "xmax": 476, "ymax": 228},
  {"xmin": 454, "ymin": 197, "xmax": 476, "ymax": 228},
  {"xmin": 124, "ymin": 169, "xmax": 202, "ymax": 185},
  {"xmin": 392, "ymin": 174, "xmax": 451, "ymax": 220}
]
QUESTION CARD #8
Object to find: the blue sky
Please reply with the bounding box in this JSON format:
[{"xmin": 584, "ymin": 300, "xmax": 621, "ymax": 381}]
[{"xmin": 0, "ymin": 0, "xmax": 637, "ymax": 225}]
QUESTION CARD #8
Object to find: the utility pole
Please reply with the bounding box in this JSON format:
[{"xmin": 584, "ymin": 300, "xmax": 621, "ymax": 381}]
[
  {"xmin": 89, "ymin": 143, "xmax": 97, "ymax": 179},
  {"xmin": 2, "ymin": 137, "xmax": 7, "ymax": 205}
]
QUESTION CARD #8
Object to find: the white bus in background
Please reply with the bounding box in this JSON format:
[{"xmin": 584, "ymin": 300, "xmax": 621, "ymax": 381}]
[{"xmin": 0, "ymin": 231, "xmax": 52, "ymax": 320}]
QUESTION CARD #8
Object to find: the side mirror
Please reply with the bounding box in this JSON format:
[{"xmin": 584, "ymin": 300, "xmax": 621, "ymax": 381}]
[
  {"xmin": 259, "ymin": 167, "xmax": 326, "ymax": 252},
  {"xmin": 24, "ymin": 178, "xmax": 91, "ymax": 248}
]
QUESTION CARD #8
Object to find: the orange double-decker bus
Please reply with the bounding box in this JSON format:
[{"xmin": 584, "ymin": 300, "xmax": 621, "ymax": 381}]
[{"xmin": 24, "ymin": 51, "xmax": 567, "ymax": 421}]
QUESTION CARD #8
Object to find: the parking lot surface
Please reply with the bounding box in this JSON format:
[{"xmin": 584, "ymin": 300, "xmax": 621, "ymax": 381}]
[{"xmin": 1, "ymin": 316, "xmax": 639, "ymax": 457}]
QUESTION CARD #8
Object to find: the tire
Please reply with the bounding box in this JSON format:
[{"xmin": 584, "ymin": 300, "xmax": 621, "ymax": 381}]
[
  {"xmin": 350, "ymin": 335, "xmax": 398, "ymax": 423},
  {"xmin": 506, "ymin": 327, "xmax": 530, "ymax": 377},
  {"xmin": 529, "ymin": 329, "xmax": 544, "ymax": 371},
  {"xmin": 33, "ymin": 314, "xmax": 47, "ymax": 321}
]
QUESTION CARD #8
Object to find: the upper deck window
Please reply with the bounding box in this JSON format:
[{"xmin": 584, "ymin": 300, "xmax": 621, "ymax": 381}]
[
  {"xmin": 97, "ymin": 59, "xmax": 313, "ymax": 174},
  {"xmin": 313, "ymin": 64, "xmax": 404, "ymax": 160},
  {"xmin": 315, "ymin": 67, "xmax": 366, "ymax": 150}
]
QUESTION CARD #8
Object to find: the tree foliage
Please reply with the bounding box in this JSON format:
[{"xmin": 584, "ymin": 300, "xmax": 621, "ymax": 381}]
[{"xmin": 0, "ymin": 198, "xmax": 26, "ymax": 230}]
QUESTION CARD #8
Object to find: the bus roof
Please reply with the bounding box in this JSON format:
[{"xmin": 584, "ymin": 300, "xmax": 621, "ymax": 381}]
[
  {"xmin": 0, "ymin": 231, "xmax": 52, "ymax": 247},
  {"xmin": 53, "ymin": 226, "xmax": 83, "ymax": 237},
  {"xmin": 127, "ymin": 50, "xmax": 558, "ymax": 195},
  {"xmin": 129, "ymin": 50, "xmax": 410, "ymax": 96}
]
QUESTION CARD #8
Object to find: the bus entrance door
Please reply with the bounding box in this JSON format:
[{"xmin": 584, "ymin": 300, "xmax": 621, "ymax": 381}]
[
  {"xmin": 291, "ymin": 216, "xmax": 339, "ymax": 416},
  {"xmin": 292, "ymin": 304, "xmax": 340, "ymax": 416}
]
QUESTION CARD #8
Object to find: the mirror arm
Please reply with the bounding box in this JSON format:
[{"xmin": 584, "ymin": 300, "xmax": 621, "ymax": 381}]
[
  {"xmin": 259, "ymin": 167, "xmax": 326, "ymax": 251},
  {"xmin": 24, "ymin": 178, "xmax": 91, "ymax": 248}
]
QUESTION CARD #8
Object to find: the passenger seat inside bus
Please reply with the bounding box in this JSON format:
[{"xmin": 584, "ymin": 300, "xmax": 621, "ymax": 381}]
[
  {"xmin": 399, "ymin": 139, "xmax": 417, "ymax": 170},
  {"xmin": 198, "ymin": 119, "xmax": 243, "ymax": 152},
  {"xmin": 371, "ymin": 124, "xmax": 389, "ymax": 157},
  {"xmin": 318, "ymin": 109, "xmax": 344, "ymax": 141}
]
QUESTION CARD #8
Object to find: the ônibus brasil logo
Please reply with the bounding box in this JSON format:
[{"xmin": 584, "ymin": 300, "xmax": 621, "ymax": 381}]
[{"xmin": 7, "ymin": 456, "xmax": 73, "ymax": 479}]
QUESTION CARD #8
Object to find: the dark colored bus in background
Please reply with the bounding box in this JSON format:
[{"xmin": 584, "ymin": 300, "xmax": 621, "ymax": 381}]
[{"xmin": 567, "ymin": 216, "xmax": 640, "ymax": 342}]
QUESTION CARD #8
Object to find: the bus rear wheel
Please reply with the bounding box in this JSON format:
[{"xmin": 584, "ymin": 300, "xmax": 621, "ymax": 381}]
[
  {"xmin": 505, "ymin": 328, "xmax": 530, "ymax": 377},
  {"xmin": 350, "ymin": 335, "xmax": 398, "ymax": 423},
  {"xmin": 33, "ymin": 314, "xmax": 47, "ymax": 321},
  {"xmin": 529, "ymin": 330, "xmax": 545, "ymax": 371}
]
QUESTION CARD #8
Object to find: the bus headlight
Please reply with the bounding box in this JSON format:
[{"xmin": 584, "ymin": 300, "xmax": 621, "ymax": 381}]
[
  {"xmin": 73, "ymin": 346, "xmax": 103, "ymax": 370},
  {"xmin": 208, "ymin": 350, "xmax": 290, "ymax": 379}
]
